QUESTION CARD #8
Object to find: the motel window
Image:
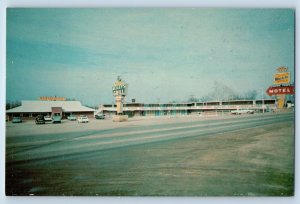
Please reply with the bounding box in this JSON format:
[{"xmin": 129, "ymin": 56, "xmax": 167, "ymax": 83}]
[{"xmin": 264, "ymin": 100, "xmax": 275, "ymax": 104}]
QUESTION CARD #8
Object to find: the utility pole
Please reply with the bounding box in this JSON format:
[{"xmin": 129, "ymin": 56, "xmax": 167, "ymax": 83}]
[{"xmin": 262, "ymin": 88, "xmax": 264, "ymax": 113}]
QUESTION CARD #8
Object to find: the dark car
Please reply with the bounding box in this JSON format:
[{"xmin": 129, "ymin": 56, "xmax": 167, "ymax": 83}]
[
  {"xmin": 35, "ymin": 115, "xmax": 45, "ymax": 124},
  {"xmin": 12, "ymin": 117, "xmax": 22, "ymax": 123},
  {"xmin": 67, "ymin": 114, "xmax": 77, "ymax": 121},
  {"xmin": 95, "ymin": 113, "xmax": 105, "ymax": 119}
]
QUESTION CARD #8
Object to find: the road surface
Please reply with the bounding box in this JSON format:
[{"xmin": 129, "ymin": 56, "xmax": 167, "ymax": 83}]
[{"xmin": 6, "ymin": 112, "xmax": 294, "ymax": 196}]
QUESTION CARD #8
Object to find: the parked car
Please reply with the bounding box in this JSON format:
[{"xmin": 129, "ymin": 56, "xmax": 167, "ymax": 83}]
[
  {"xmin": 231, "ymin": 109, "xmax": 254, "ymax": 115},
  {"xmin": 67, "ymin": 114, "xmax": 77, "ymax": 121},
  {"xmin": 52, "ymin": 115, "xmax": 62, "ymax": 123},
  {"xmin": 95, "ymin": 113, "xmax": 105, "ymax": 119},
  {"xmin": 78, "ymin": 115, "xmax": 89, "ymax": 123},
  {"xmin": 12, "ymin": 116, "xmax": 22, "ymax": 123},
  {"xmin": 35, "ymin": 115, "xmax": 45, "ymax": 124},
  {"xmin": 44, "ymin": 115, "xmax": 52, "ymax": 122}
]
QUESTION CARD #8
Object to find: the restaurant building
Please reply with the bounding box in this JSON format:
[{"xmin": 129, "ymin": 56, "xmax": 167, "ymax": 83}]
[{"xmin": 6, "ymin": 100, "xmax": 96, "ymax": 121}]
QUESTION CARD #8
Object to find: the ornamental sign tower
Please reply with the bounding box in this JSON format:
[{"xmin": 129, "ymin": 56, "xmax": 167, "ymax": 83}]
[
  {"xmin": 273, "ymin": 66, "xmax": 290, "ymax": 85},
  {"xmin": 112, "ymin": 76, "xmax": 129, "ymax": 122},
  {"xmin": 266, "ymin": 66, "xmax": 294, "ymax": 109}
]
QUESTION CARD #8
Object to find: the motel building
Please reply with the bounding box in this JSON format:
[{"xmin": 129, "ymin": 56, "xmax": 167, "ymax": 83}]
[
  {"xmin": 6, "ymin": 100, "xmax": 96, "ymax": 121},
  {"xmin": 99, "ymin": 99, "xmax": 278, "ymax": 118}
]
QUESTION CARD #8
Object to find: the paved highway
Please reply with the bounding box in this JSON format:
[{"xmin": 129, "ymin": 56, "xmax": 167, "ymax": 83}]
[
  {"xmin": 6, "ymin": 112, "xmax": 294, "ymax": 196},
  {"xmin": 7, "ymin": 112, "xmax": 293, "ymax": 164}
]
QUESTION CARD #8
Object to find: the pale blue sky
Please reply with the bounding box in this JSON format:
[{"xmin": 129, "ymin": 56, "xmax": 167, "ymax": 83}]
[{"xmin": 7, "ymin": 8, "xmax": 294, "ymax": 106}]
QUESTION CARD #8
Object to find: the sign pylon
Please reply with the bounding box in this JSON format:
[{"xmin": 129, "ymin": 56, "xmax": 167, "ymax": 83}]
[{"xmin": 112, "ymin": 76, "xmax": 129, "ymax": 122}]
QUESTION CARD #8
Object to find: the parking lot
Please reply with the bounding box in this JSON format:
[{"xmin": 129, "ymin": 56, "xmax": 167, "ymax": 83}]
[
  {"xmin": 5, "ymin": 112, "xmax": 274, "ymax": 137},
  {"xmin": 6, "ymin": 112, "xmax": 294, "ymax": 196}
]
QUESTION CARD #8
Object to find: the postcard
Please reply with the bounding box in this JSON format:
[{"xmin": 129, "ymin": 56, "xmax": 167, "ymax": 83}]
[{"xmin": 6, "ymin": 8, "xmax": 295, "ymax": 196}]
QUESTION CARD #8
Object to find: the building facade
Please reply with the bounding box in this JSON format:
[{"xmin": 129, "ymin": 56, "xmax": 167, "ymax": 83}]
[
  {"xmin": 99, "ymin": 99, "xmax": 277, "ymax": 117},
  {"xmin": 6, "ymin": 100, "xmax": 96, "ymax": 121}
]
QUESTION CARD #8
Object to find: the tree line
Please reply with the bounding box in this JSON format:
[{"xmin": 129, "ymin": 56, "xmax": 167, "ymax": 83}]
[{"xmin": 188, "ymin": 81, "xmax": 259, "ymax": 102}]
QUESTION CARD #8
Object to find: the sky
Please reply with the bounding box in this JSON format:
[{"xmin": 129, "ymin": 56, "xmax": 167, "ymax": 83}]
[{"xmin": 6, "ymin": 8, "xmax": 295, "ymax": 106}]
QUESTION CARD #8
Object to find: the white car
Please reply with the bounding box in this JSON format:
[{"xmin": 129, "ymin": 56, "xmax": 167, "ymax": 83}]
[
  {"xmin": 44, "ymin": 115, "xmax": 52, "ymax": 122},
  {"xmin": 231, "ymin": 109, "xmax": 254, "ymax": 115},
  {"xmin": 77, "ymin": 115, "xmax": 89, "ymax": 123}
]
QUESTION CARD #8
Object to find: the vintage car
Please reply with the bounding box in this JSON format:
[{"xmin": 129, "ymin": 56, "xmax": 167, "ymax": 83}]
[
  {"xmin": 78, "ymin": 115, "xmax": 89, "ymax": 123},
  {"xmin": 35, "ymin": 115, "xmax": 45, "ymax": 124},
  {"xmin": 95, "ymin": 113, "xmax": 105, "ymax": 119},
  {"xmin": 44, "ymin": 115, "xmax": 52, "ymax": 122},
  {"xmin": 52, "ymin": 115, "xmax": 62, "ymax": 123},
  {"xmin": 67, "ymin": 114, "xmax": 77, "ymax": 121},
  {"xmin": 231, "ymin": 109, "xmax": 254, "ymax": 115},
  {"xmin": 12, "ymin": 116, "xmax": 22, "ymax": 123}
]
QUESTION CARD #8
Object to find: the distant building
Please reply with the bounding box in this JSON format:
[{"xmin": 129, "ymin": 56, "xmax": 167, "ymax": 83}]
[
  {"xmin": 99, "ymin": 99, "xmax": 277, "ymax": 117},
  {"xmin": 6, "ymin": 100, "xmax": 96, "ymax": 121}
]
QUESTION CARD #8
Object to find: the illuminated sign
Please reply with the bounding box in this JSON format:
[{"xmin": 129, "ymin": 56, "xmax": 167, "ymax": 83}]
[
  {"xmin": 273, "ymin": 72, "xmax": 290, "ymax": 85},
  {"xmin": 39, "ymin": 96, "xmax": 66, "ymax": 101},
  {"xmin": 266, "ymin": 85, "xmax": 294, "ymax": 96}
]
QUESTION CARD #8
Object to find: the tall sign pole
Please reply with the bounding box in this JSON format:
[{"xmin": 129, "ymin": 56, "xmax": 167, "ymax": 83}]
[
  {"xmin": 266, "ymin": 66, "xmax": 294, "ymax": 110},
  {"xmin": 112, "ymin": 76, "xmax": 129, "ymax": 122},
  {"xmin": 275, "ymin": 66, "xmax": 289, "ymax": 109}
]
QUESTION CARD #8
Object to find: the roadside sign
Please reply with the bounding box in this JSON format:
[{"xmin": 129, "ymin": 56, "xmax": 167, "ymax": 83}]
[
  {"xmin": 276, "ymin": 66, "xmax": 288, "ymax": 72},
  {"xmin": 112, "ymin": 76, "xmax": 128, "ymax": 97},
  {"xmin": 112, "ymin": 84, "xmax": 128, "ymax": 96},
  {"xmin": 273, "ymin": 72, "xmax": 290, "ymax": 85},
  {"xmin": 266, "ymin": 85, "xmax": 294, "ymax": 96}
]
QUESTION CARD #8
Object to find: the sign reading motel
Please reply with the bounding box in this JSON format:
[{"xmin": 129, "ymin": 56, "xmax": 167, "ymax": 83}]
[{"xmin": 266, "ymin": 85, "xmax": 295, "ymax": 96}]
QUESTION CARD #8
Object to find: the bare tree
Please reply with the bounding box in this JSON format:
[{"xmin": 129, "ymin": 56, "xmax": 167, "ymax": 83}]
[
  {"xmin": 197, "ymin": 82, "xmax": 258, "ymax": 102},
  {"xmin": 244, "ymin": 90, "xmax": 257, "ymax": 100},
  {"xmin": 188, "ymin": 95, "xmax": 199, "ymax": 102},
  {"xmin": 211, "ymin": 81, "xmax": 235, "ymax": 100},
  {"xmin": 6, "ymin": 101, "xmax": 21, "ymax": 110}
]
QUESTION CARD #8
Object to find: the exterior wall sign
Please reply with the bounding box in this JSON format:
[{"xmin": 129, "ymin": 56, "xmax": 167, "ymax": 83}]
[{"xmin": 39, "ymin": 96, "xmax": 66, "ymax": 101}]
